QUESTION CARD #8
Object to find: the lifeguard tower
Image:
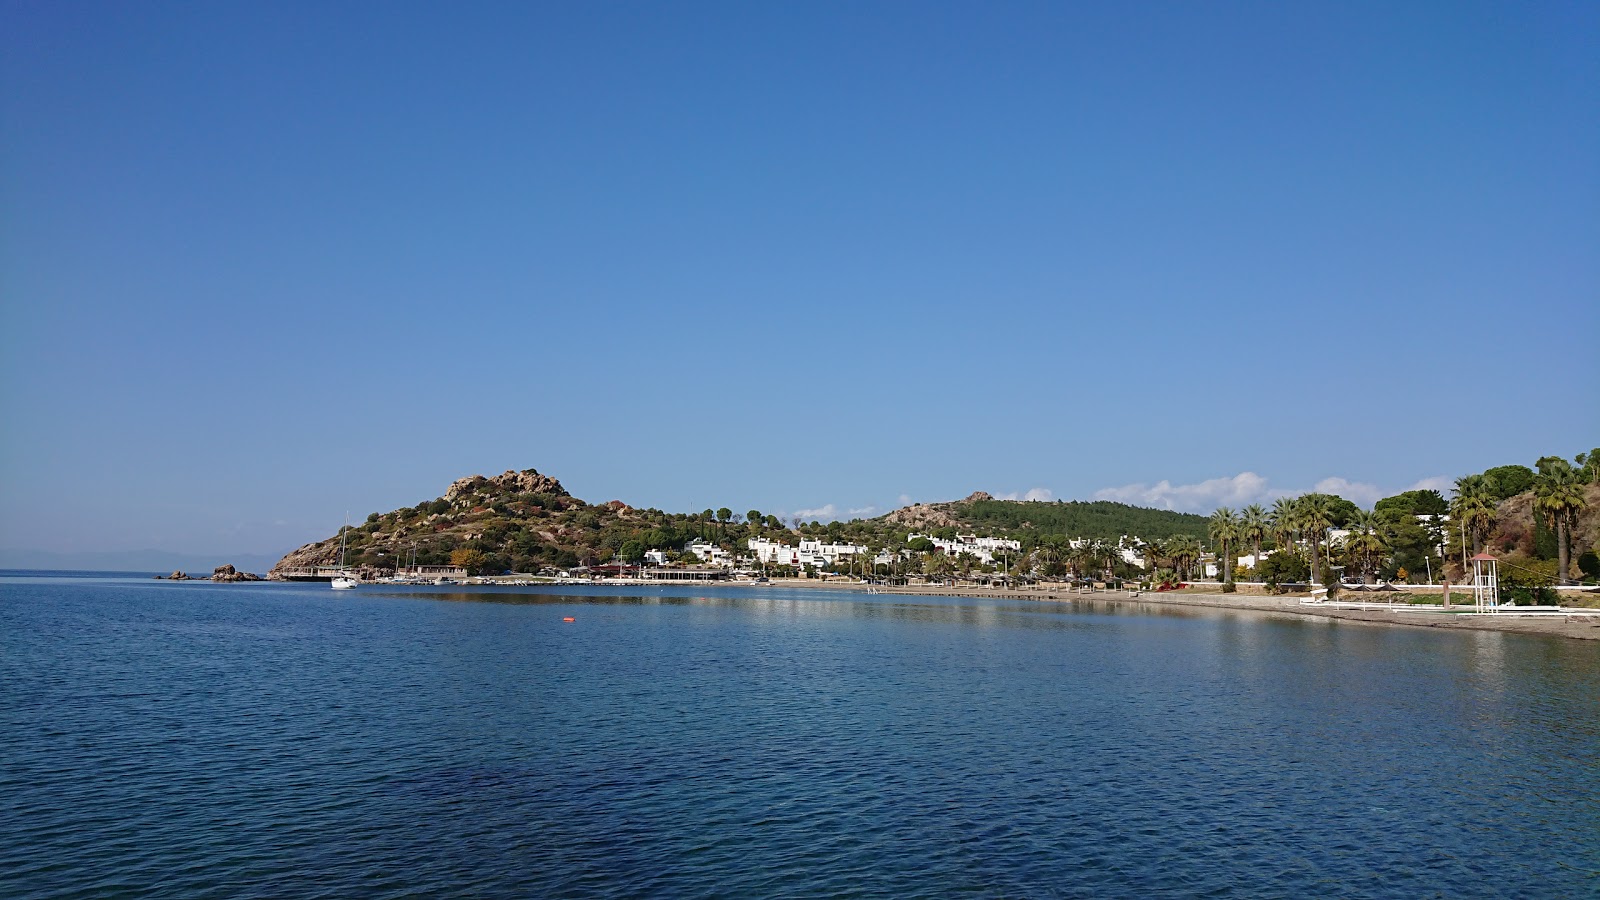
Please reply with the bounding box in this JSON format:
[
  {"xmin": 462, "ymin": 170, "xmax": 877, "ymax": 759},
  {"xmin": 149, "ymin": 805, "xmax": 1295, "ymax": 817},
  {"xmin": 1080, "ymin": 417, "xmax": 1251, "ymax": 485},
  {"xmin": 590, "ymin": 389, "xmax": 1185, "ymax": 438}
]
[{"xmin": 1470, "ymin": 553, "xmax": 1500, "ymax": 613}]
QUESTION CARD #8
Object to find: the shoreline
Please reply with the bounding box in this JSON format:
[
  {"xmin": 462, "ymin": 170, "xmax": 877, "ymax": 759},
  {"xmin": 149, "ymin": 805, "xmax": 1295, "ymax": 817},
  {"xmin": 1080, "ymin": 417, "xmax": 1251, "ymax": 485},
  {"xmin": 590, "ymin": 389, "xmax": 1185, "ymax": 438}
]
[{"xmin": 754, "ymin": 577, "xmax": 1600, "ymax": 641}]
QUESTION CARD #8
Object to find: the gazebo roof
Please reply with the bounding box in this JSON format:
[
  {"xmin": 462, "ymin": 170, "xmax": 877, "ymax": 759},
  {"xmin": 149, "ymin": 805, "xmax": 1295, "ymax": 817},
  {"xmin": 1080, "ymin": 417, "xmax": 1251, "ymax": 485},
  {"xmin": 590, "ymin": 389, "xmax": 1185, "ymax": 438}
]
[{"xmin": 1470, "ymin": 553, "xmax": 1498, "ymax": 562}]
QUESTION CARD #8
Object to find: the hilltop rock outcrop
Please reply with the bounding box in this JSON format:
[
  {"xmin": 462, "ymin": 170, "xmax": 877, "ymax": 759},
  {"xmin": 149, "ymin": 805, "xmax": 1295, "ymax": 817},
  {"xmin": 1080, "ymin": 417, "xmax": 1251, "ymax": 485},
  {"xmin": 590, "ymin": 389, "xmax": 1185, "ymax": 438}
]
[
  {"xmin": 446, "ymin": 468, "xmax": 567, "ymax": 503},
  {"xmin": 885, "ymin": 503, "xmax": 961, "ymax": 530}
]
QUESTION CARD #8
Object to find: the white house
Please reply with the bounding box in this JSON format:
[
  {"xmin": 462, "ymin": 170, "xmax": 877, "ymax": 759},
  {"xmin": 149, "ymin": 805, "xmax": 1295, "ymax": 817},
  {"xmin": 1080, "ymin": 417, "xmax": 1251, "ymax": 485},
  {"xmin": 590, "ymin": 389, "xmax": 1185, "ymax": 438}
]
[
  {"xmin": 748, "ymin": 538, "xmax": 800, "ymax": 566},
  {"xmin": 688, "ymin": 542, "xmax": 735, "ymax": 568}
]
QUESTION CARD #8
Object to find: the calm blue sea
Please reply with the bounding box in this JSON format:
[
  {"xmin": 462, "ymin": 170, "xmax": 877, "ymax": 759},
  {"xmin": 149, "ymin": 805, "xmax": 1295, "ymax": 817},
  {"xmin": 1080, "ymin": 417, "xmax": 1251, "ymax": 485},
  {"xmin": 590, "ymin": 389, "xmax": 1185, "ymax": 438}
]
[{"xmin": 2, "ymin": 573, "xmax": 1596, "ymax": 898}]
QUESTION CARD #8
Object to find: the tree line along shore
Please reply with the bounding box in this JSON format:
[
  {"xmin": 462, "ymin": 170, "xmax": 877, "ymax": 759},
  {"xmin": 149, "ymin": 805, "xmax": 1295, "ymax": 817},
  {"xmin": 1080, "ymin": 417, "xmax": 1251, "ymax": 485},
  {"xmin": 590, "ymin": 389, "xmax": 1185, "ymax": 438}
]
[{"xmin": 269, "ymin": 449, "xmax": 1599, "ymax": 604}]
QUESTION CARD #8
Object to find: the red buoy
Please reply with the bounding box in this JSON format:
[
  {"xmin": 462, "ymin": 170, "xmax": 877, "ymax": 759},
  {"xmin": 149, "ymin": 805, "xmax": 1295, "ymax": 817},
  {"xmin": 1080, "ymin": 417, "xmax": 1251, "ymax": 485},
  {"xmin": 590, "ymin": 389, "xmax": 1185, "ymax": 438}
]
[{"xmin": 562, "ymin": 617, "xmax": 575, "ymax": 623}]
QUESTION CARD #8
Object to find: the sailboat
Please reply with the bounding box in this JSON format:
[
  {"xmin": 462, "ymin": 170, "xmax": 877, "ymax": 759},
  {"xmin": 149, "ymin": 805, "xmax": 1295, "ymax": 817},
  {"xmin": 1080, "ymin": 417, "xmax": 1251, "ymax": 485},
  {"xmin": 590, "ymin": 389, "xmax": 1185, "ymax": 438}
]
[{"xmin": 331, "ymin": 514, "xmax": 360, "ymax": 590}]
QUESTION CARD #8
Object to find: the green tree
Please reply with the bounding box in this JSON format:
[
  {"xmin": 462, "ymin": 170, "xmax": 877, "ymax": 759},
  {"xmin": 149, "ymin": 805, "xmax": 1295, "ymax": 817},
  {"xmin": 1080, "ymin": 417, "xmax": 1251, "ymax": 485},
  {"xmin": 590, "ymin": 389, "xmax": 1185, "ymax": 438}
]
[
  {"xmin": 1374, "ymin": 490, "xmax": 1447, "ymax": 518},
  {"xmin": 1209, "ymin": 508, "xmax": 1242, "ymax": 587},
  {"xmin": 1240, "ymin": 504, "xmax": 1269, "ymax": 574},
  {"xmin": 1534, "ymin": 459, "xmax": 1587, "ymax": 584},
  {"xmin": 1450, "ymin": 475, "xmax": 1496, "ymax": 557},
  {"xmin": 1294, "ymin": 494, "xmax": 1335, "ymax": 585},
  {"xmin": 1578, "ymin": 449, "xmax": 1600, "ymax": 485},
  {"xmin": 1269, "ymin": 497, "xmax": 1298, "ymax": 551},
  {"xmin": 1481, "ymin": 465, "xmax": 1536, "ymax": 502},
  {"xmin": 1166, "ymin": 534, "xmax": 1202, "ymax": 580},
  {"xmin": 1343, "ymin": 509, "xmax": 1388, "ymax": 584},
  {"xmin": 1259, "ymin": 550, "xmax": 1309, "ymax": 589}
]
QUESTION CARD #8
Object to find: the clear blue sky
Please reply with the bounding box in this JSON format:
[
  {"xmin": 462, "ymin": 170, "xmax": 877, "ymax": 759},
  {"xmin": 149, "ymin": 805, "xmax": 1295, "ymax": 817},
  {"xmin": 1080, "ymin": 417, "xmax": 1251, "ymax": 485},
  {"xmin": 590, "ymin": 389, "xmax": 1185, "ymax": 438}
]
[{"xmin": 3, "ymin": 1, "xmax": 1596, "ymax": 564}]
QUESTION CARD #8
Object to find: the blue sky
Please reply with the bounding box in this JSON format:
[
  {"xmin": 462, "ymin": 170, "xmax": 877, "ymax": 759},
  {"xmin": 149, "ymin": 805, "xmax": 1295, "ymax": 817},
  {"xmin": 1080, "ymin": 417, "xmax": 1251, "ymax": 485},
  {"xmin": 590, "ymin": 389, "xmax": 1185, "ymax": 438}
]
[{"xmin": 2, "ymin": 1, "xmax": 1596, "ymax": 564}]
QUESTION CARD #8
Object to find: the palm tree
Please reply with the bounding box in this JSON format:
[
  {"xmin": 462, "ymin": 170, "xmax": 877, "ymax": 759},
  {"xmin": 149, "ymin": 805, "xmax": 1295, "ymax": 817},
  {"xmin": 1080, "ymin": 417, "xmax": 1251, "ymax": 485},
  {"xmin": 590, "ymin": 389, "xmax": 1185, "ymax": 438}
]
[
  {"xmin": 1092, "ymin": 539, "xmax": 1120, "ymax": 580},
  {"xmin": 1065, "ymin": 542, "xmax": 1090, "ymax": 580},
  {"xmin": 1449, "ymin": 475, "xmax": 1496, "ymax": 558},
  {"xmin": 1167, "ymin": 535, "xmax": 1202, "ymax": 580},
  {"xmin": 1578, "ymin": 449, "xmax": 1600, "ymax": 485},
  {"xmin": 1034, "ymin": 536, "xmax": 1064, "ymax": 579},
  {"xmin": 1295, "ymin": 494, "xmax": 1335, "ymax": 585},
  {"xmin": 1209, "ymin": 508, "xmax": 1242, "ymax": 587},
  {"xmin": 1240, "ymin": 504, "xmax": 1269, "ymax": 575},
  {"xmin": 1535, "ymin": 460, "xmax": 1588, "ymax": 584},
  {"xmin": 1269, "ymin": 497, "xmax": 1298, "ymax": 554},
  {"xmin": 1138, "ymin": 537, "xmax": 1165, "ymax": 574},
  {"xmin": 1343, "ymin": 509, "xmax": 1388, "ymax": 584}
]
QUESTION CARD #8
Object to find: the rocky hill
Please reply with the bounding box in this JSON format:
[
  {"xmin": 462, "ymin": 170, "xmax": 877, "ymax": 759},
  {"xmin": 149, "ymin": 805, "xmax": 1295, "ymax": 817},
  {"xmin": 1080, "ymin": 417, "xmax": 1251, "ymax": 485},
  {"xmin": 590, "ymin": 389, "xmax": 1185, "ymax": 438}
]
[
  {"xmin": 1466, "ymin": 483, "xmax": 1600, "ymax": 580},
  {"xmin": 271, "ymin": 468, "xmax": 1214, "ymax": 578},
  {"xmin": 271, "ymin": 468, "xmax": 618, "ymax": 576}
]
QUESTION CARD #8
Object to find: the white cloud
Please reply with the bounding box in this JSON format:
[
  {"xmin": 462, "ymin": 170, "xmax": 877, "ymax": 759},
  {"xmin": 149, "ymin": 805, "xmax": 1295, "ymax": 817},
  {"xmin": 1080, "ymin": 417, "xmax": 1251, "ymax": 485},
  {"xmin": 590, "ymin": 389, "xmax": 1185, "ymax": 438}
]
[
  {"xmin": 1407, "ymin": 476, "xmax": 1452, "ymax": 493},
  {"xmin": 847, "ymin": 505, "xmax": 880, "ymax": 518},
  {"xmin": 1094, "ymin": 472, "xmax": 1271, "ymax": 512},
  {"xmin": 897, "ymin": 494, "xmax": 913, "ymax": 505},
  {"xmin": 792, "ymin": 503, "xmax": 838, "ymax": 522},
  {"xmin": 1093, "ymin": 470, "xmax": 1462, "ymax": 514},
  {"xmin": 1312, "ymin": 477, "xmax": 1384, "ymax": 508},
  {"xmin": 995, "ymin": 488, "xmax": 1055, "ymax": 502}
]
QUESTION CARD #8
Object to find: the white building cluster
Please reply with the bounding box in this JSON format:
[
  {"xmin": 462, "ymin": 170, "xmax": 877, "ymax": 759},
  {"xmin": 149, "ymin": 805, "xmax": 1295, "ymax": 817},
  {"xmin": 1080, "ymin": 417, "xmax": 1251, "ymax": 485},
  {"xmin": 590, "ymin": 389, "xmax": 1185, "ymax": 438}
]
[
  {"xmin": 907, "ymin": 533, "xmax": 1020, "ymax": 565},
  {"xmin": 747, "ymin": 537, "xmax": 867, "ymax": 569}
]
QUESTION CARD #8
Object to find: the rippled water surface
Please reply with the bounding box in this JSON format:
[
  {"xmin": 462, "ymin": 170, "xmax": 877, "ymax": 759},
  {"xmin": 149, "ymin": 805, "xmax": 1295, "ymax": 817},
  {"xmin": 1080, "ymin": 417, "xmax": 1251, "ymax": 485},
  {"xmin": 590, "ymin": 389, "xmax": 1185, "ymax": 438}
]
[{"xmin": 3, "ymin": 575, "xmax": 1597, "ymax": 898}]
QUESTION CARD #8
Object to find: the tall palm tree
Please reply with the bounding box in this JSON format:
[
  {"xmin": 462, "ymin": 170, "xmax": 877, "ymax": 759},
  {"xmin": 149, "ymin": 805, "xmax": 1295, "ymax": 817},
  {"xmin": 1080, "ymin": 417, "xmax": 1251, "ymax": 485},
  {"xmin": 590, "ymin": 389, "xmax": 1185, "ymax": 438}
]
[
  {"xmin": 1449, "ymin": 475, "xmax": 1496, "ymax": 558},
  {"xmin": 1343, "ymin": 509, "xmax": 1387, "ymax": 584},
  {"xmin": 1209, "ymin": 508, "xmax": 1242, "ymax": 587},
  {"xmin": 1240, "ymin": 504, "xmax": 1269, "ymax": 574},
  {"xmin": 1295, "ymin": 494, "xmax": 1335, "ymax": 585},
  {"xmin": 1535, "ymin": 461, "xmax": 1588, "ymax": 584},
  {"xmin": 1269, "ymin": 497, "xmax": 1298, "ymax": 554}
]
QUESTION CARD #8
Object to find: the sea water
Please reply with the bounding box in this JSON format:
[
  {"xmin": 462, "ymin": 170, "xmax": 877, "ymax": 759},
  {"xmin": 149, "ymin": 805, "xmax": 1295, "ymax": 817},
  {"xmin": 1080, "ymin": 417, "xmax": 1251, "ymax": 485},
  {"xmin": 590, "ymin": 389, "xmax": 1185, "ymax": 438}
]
[{"xmin": 2, "ymin": 575, "xmax": 1596, "ymax": 898}]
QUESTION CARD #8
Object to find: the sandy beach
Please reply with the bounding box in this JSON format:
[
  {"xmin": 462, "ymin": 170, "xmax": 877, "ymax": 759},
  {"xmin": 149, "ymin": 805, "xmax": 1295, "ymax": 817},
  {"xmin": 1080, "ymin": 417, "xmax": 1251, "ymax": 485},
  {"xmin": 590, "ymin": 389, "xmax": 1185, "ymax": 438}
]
[{"xmin": 763, "ymin": 577, "xmax": 1600, "ymax": 641}]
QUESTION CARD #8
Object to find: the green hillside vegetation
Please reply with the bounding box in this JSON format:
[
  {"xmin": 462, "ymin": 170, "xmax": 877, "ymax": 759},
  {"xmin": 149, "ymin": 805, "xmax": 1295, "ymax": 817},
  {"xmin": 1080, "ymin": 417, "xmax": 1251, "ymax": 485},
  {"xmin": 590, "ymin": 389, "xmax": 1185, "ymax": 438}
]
[{"xmin": 939, "ymin": 499, "xmax": 1209, "ymax": 543}]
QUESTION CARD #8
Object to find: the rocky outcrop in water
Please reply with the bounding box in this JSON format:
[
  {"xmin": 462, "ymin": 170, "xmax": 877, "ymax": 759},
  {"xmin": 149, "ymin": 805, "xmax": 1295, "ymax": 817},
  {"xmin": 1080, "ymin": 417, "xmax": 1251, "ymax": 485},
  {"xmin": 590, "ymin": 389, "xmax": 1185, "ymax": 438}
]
[{"xmin": 211, "ymin": 564, "xmax": 263, "ymax": 582}]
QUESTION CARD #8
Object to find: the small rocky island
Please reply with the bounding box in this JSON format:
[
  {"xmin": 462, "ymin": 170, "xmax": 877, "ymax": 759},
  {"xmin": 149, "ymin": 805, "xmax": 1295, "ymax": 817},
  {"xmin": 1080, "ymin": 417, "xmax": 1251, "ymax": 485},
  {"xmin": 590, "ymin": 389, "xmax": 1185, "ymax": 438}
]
[{"xmin": 154, "ymin": 565, "xmax": 264, "ymax": 582}]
